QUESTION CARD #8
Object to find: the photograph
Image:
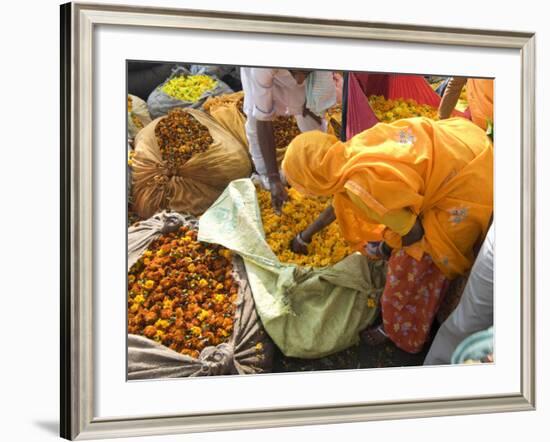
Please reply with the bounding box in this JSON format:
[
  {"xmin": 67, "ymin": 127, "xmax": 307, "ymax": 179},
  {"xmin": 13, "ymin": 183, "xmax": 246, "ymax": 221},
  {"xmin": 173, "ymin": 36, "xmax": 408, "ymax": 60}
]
[
  {"xmin": 126, "ymin": 63, "xmax": 495, "ymax": 379},
  {"xmin": 58, "ymin": 2, "xmax": 536, "ymax": 439}
]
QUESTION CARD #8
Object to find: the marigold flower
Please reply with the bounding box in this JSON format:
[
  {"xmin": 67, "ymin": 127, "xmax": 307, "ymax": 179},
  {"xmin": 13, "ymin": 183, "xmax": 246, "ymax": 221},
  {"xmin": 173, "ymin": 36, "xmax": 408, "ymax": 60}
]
[
  {"xmin": 213, "ymin": 294, "xmax": 225, "ymax": 304},
  {"xmin": 143, "ymin": 325, "xmax": 156, "ymax": 338},
  {"xmin": 154, "ymin": 330, "xmax": 165, "ymax": 342},
  {"xmin": 197, "ymin": 309, "xmax": 210, "ymax": 321},
  {"xmin": 154, "ymin": 319, "xmax": 170, "ymax": 329}
]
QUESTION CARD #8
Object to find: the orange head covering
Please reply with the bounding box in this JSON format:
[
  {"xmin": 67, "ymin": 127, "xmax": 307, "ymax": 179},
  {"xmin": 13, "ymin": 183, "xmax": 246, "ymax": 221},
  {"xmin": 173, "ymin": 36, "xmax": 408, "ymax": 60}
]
[
  {"xmin": 466, "ymin": 79, "xmax": 494, "ymax": 130},
  {"xmin": 282, "ymin": 131, "xmax": 344, "ymax": 197}
]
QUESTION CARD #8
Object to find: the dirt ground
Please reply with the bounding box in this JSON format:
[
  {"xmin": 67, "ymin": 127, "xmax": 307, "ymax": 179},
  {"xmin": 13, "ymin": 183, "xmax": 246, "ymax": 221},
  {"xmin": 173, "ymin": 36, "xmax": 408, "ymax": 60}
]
[{"xmin": 272, "ymin": 322, "xmax": 439, "ymax": 373}]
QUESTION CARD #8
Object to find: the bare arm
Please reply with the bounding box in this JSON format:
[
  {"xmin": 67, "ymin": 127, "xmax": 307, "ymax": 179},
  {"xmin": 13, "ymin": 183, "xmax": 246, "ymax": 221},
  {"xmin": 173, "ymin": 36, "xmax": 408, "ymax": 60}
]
[
  {"xmin": 257, "ymin": 119, "xmax": 288, "ymax": 213},
  {"xmin": 367, "ymin": 218, "xmax": 424, "ymax": 260},
  {"xmin": 291, "ymin": 206, "xmax": 336, "ymax": 254},
  {"xmin": 300, "ymin": 205, "xmax": 336, "ymax": 242},
  {"xmin": 438, "ymin": 77, "xmax": 468, "ymax": 120},
  {"xmin": 401, "ymin": 218, "xmax": 424, "ymax": 246}
]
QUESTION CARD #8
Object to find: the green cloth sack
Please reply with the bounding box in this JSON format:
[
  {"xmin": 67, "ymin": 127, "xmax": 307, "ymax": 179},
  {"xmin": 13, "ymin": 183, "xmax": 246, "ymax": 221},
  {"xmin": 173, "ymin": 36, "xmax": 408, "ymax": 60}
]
[{"xmin": 198, "ymin": 178, "xmax": 386, "ymax": 359}]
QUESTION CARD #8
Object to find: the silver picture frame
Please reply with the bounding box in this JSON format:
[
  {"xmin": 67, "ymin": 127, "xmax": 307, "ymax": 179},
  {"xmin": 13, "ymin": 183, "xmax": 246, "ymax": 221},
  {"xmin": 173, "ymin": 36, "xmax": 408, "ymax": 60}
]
[{"xmin": 60, "ymin": 2, "xmax": 536, "ymax": 440}]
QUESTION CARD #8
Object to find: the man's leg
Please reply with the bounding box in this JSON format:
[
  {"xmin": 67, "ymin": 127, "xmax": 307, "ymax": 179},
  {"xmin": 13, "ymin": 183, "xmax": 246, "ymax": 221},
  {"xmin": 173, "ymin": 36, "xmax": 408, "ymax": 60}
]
[{"xmin": 245, "ymin": 115, "xmax": 267, "ymax": 176}]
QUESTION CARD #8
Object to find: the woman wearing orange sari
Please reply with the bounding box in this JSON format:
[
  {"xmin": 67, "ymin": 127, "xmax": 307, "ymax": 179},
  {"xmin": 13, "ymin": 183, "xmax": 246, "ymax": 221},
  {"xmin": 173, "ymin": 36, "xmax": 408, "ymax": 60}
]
[{"xmin": 282, "ymin": 117, "xmax": 493, "ymax": 353}]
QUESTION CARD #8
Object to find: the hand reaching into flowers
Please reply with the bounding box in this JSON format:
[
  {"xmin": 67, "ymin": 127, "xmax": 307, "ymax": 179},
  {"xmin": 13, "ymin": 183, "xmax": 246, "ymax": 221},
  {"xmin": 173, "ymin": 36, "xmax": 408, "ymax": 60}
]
[{"xmin": 290, "ymin": 232, "xmax": 310, "ymax": 254}]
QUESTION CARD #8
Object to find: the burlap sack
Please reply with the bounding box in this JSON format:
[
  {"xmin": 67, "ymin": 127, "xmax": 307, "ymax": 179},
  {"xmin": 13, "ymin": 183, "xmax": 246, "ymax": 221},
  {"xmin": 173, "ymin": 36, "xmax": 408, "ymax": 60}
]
[
  {"xmin": 131, "ymin": 108, "xmax": 252, "ymax": 219},
  {"xmin": 127, "ymin": 211, "xmax": 273, "ymax": 379},
  {"xmin": 203, "ymin": 91, "xmax": 249, "ymax": 150},
  {"xmin": 127, "ymin": 94, "xmax": 152, "ymax": 139},
  {"xmin": 199, "ymin": 179, "xmax": 387, "ymax": 359}
]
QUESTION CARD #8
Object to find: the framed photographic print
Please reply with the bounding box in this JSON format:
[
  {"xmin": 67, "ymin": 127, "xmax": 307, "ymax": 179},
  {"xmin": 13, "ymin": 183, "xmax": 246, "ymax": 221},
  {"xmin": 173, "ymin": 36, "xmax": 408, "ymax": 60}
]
[{"xmin": 60, "ymin": 2, "xmax": 535, "ymax": 440}]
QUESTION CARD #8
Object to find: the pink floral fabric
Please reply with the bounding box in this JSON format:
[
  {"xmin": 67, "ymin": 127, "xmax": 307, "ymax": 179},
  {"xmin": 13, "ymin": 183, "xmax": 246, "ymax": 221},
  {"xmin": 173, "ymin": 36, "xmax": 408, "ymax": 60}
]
[{"xmin": 381, "ymin": 250, "xmax": 449, "ymax": 353}]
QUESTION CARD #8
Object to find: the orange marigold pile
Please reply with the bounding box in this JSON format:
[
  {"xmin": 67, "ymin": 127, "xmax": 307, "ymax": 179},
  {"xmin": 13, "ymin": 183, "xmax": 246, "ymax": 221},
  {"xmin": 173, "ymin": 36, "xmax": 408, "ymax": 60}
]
[
  {"xmin": 273, "ymin": 116, "xmax": 301, "ymax": 150},
  {"xmin": 154, "ymin": 108, "xmax": 213, "ymax": 170},
  {"xmin": 203, "ymin": 93, "xmax": 244, "ymax": 114},
  {"xmin": 128, "ymin": 225, "xmax": 238, "ymax": 358}
]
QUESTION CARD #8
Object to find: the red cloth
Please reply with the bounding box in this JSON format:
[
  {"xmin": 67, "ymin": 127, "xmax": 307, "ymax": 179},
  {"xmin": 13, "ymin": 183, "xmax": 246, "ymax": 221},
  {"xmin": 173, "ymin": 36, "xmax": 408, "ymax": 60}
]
[
  {"xmin": 381, "ymin": 250, "xmax": 449, "ymax": 353},
  {"xmin": 346, "ymin": 73, "xmax": 379, "ymax": 140},
  {"xmin": 352, "ymin": 73, "xmax": 442, "ymax": 107}
]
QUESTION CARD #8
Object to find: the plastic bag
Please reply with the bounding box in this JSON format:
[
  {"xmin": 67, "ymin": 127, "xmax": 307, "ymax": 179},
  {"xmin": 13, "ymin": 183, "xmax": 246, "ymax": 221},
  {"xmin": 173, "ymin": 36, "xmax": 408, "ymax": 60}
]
[
  {"xmin": 147, "ymin": 66, "xmax": 233, "ymax": 118},
  {"xmin": 131, "ymin": 108, "xmax": 252, "ymax": 218},
  {"xmin": 198, "ymin": 179, "xmax": 387, "ymax": 359},
  {"xmin": 127, "ymin": 211, "xmax": 273, "ymax": 379}
]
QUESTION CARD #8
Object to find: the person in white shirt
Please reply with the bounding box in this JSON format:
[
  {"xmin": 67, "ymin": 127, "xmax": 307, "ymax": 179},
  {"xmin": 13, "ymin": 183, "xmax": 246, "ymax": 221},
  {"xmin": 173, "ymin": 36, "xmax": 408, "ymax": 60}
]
[
  {"xmin": 241, "ymin": 68, "xmax": 333, "ymax": 213},
  {"xmin": 424, "ymin": 224, "xmax": 494, "ymax": 365}
]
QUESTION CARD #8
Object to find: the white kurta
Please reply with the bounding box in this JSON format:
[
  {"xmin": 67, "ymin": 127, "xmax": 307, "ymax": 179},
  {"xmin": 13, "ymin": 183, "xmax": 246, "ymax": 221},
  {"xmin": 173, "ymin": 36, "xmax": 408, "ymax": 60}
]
[
  {"xmin": 424, "ymin": 224, "xmax": 494, "ymax": 365},
  {"xmin": 240, "ymin": 68, "xmax": 324, "ymax": 178}
]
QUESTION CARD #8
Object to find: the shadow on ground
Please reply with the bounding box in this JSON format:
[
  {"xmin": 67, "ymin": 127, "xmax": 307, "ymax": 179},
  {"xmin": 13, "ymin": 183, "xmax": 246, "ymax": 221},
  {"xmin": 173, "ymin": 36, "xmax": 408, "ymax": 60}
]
[
  {"xmin": 33, "ymin": 420, "xmax": 59, "ymax": 436},
  {"xmin": 272, "ymin": 322, "xmax": 439, "ymax": 373}
]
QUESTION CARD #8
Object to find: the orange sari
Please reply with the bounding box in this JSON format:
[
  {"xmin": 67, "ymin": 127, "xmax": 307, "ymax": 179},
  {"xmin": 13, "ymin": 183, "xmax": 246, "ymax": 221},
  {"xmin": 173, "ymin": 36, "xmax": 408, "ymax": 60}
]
[
  {"xmin": 466, "ymin": 79, "xmax": 494, "ymax": 130},
  {"xmin": 282, "ymin": 117, "xmax": 493, "ymax": 279}
]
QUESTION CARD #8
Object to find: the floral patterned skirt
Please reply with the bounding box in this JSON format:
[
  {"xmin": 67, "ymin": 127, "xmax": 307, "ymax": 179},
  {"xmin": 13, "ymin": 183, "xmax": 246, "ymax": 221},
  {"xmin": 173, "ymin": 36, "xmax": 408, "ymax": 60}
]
[{"xmin": 381, "ymin": 250, "xmax": 449, "ymax": 353}]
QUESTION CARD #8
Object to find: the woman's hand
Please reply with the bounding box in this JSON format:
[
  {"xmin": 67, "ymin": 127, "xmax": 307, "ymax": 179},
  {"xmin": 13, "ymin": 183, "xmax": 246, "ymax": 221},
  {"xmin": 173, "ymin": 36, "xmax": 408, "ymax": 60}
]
[
  {"xmin": 290, "ymin": 232, "xmax": 310, "ymax": 254},
  {"xmin": 402, "ymin": 218, "xmax": 424, "ymax": 246},
  {"xmin": 365, "ymin": 241, "xmax": 392, "ymax": 260},
  {"xmin": 269, "ymin": 176, "xmax": 289, "ymax": 214},
  {"xmin": 365, "ymin": 242, "xmax": 382, "ymax": 258}
]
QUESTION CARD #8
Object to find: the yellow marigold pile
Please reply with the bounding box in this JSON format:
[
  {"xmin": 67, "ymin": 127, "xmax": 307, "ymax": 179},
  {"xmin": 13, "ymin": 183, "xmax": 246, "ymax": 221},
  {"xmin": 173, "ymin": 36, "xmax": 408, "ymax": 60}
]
[
  {"xmin": 258, "ymin": 187, "xmax": 352, "ymax": 267},
  {"xmin": 128, "ymin": 225, "xmax": 238, "ymax": 358},
  {"xmin": 161, "ymin": 74, "xmax": 218, "ymax": 103},
  {"xmin": 368, "ymin": 95, "xmax": 438, "ymax": 123},
  {"xmin": 155, "ymin": 108, "xmax": 213, "ymax": 170}
]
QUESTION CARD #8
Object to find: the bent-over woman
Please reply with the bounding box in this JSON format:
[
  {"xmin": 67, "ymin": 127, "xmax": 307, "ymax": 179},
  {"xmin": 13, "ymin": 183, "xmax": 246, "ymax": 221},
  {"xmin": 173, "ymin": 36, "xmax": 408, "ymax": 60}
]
[{"xmin": 282, "ymin": 117, "xmax": 493, "ymax": 353}]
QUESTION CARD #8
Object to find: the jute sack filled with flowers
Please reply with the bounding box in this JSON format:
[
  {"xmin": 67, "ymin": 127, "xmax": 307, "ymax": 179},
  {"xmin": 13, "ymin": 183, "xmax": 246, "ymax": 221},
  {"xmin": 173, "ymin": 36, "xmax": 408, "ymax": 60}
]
[
  {"xmin": 203, "ymin": 91, "xmax": 249, "ymax": 150},
  {"xmin": 198, "ymin": 179, "xmax": 387, "ymax": 359},
  {"xmin": 127, "ymin": 94, "xmax": 152, "ymax": 139},
  {"xmin": 127, "ymin": 211, "xmax": 273, "ymax": 379},
  {"xmin": 203, "ymin": 92, "xmax": 309, "ymax": 169},
  {"xmin": 147, "ymin": 66, "xmax": 233, "ymax": 119},
  {"xmin": 131, "ymin": 108, "xmax": 252, "ymax": 219}
]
